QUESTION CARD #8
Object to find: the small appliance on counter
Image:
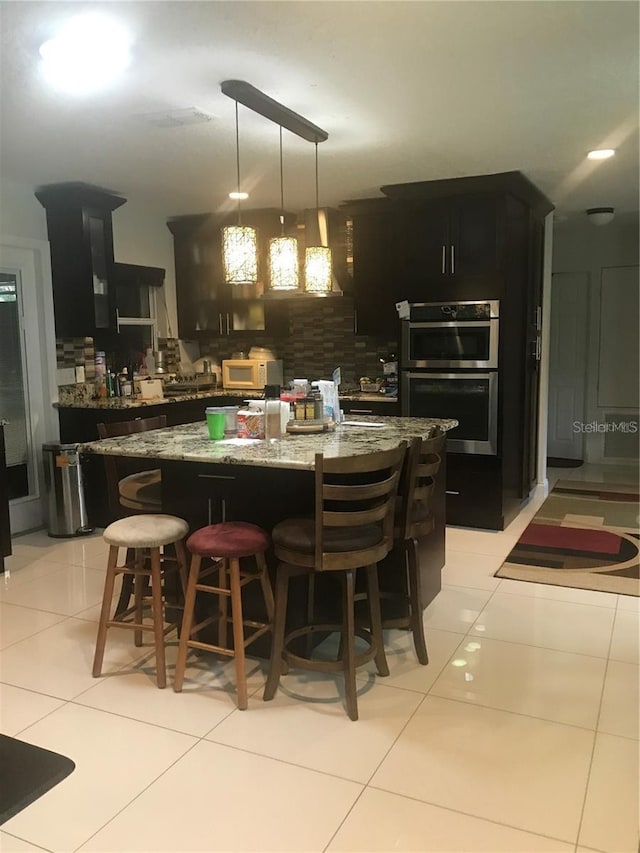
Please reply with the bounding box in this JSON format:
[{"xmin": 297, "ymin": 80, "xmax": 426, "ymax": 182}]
[
  {"xmin": 163, "ymin": 373, "xmax": 218, "ymax": 396},
  {"xmin": 222, "ymin": 358, "xmax": 283, "ymax": 391}
]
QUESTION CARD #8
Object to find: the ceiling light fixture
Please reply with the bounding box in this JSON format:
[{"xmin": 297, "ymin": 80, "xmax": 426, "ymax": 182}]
[
  {"xmin": 587, "ymin": 149, "xmax": 616, "ymax": 160},
  {"xmin": 269, "ymin": 126, "xmax": 299, "ymax": 292},
  {"xmin": 221, "ymin": 100, "xmax": 258, "ymax": 285},
  {"xmin": 304, "ymin": 142, "xmax": 333, "ymax": 295},
  {"xmin": 586, "ymin": 207, "xmax": 615, "ymax": 226},
  {"xmin": 39, "ymin": 13, "xmax": 132, "ymax": 96}
]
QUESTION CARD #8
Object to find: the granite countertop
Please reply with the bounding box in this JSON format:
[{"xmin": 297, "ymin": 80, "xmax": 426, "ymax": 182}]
[
  {"xmin": 54, "ymin": 389, "xmax": 398, "ymax": 409},
  {"xmin": 78, "ymin": 415, "xmax": 457, "ymax": 471}
]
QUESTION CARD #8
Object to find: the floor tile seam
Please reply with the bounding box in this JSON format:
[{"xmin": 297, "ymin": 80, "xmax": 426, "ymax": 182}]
[
  {"xmin": 359, "ymin": 639, "xmax": 461, "ymax": 788},
  {"xmin": 0, "ymin": 678, "xmax": 70, "ymax": 705},
  {"xmin": 424, "ymin": 688, "xmax": 605, "ymax": 735},
  {"xmin": 67, "ymin": 693, "xmax": 233, "ymax": 739},
  {"xmin": 69, "ymin": 737, "xmax": 203, "ymax": 853},
  {"xmin": 462, "ymin": 633, "xmax": 613, "ymax": 661},
  {"xmin": 492, "ymin": 588, "xmax": 619, "ymax": 610},
  {"xmin": 440, "ymin": 580, "xmax": 501, "ymax": 593},
  {"xmin": 0, "ymin": 616, "xmax": 72, "ymax": 653},
  {"xmin": 0, "ymin": 828, "xmax": 53, "ymax": 852},
  {"xmin": 0, "ymin": 597, "xmax": 104, "ymax": 620},
  {"xmin": 6, "ymin": 695, "xmax": 72, "ymax": 740},
  {"xmin": 199, "ymin": 734, "xmax": 370, "ymax": 787},
  {"xmin": 616, "ymin": 594, "xmax": 640, "ymax": 611},
  {"xmin": 444, "ymin": 545, "xmax": 514, "ymax": 559},
  {"xmin": 322, "ymin": 784, "xmax": 369, "ymax": 853},
  {"xmin": 364, "ymin": 783, "xmax": 580, "ymax": 846},
  {"xmin": 442, "ymin": 631, "xmax": 612, "ymax": 666},
  {"xmin": 574, "ymin": 608, "xmax": 618, "ymax": 848}
]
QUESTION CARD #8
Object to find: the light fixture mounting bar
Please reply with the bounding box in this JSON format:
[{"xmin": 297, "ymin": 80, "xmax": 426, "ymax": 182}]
[{"xmin": 221, "ymin": 80, "xmax": 328, "ymax": 143}]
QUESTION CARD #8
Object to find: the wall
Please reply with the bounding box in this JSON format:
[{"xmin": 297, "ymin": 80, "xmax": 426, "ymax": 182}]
[{"xmin": 552, "ymin": 213, "xmax": 639, "ymax": 463}]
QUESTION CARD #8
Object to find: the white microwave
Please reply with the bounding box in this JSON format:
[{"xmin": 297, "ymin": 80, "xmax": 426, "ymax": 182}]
[{"xmin": 222, "ymin": 358, "xmax": 284, "ymax": 390}]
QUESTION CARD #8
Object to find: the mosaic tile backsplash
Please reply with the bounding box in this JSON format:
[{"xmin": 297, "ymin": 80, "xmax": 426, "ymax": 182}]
[
  {"xmin": 56, "ymin": 303, "xmax": 396, "ymax": 389},
  {"xmin": 199, "ymin": 299, "xmax": 397, "ymax": 388}
]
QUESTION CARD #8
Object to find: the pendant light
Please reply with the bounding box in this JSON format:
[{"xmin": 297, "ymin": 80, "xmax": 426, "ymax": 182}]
[
  {"xmin": 304, "ymin": 141, "xmax": 332, "ymax": 294},
  {"xmin": 268, "ymin": 126, "xmax": 299, "ymax": 291},
  {"xmin": 221, "ymin": 100, "xmax": 258, "ymax": 285}
]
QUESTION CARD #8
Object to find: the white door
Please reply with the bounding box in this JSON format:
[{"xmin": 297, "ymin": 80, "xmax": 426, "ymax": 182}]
[
  {"xmin": 0, "ymin": 240, "xmax": 58, "ymax": 533},
  {"xmin": 547, "ymin": 271, "xmax": 588, "ymax": 460}
]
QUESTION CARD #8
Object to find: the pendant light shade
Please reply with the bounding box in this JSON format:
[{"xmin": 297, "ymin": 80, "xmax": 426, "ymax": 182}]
[
  {"xmin": 304, "ymin": 142, "xmax": 332, "ymax": 294},
  {"xmin": 222, "ymin": 225, "xmax": 258, "ymax": 284},
  {"xmin": 269, "ymin": 127, "xmax": 299, "ymax": 291},
  {"xmin": 304, "ymin": 246, "xmax": 332, "ymax": 293},
  {"xmin": 222, "ymin": 100, "xmax": 258, "ymax": 285}
]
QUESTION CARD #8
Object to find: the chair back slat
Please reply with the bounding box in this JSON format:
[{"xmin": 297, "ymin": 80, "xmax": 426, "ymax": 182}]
[
  {"xmin": 314, "ymin": 444, "xmax": 406, "ymax": 570},
  {"xmin": 398, "ymin": 428, "xmax": 446, "ymax": 539}
]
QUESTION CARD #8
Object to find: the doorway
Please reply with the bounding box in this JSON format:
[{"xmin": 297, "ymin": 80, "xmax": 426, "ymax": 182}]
[{"xmin": 0, "ymin": 239, "xmax": 58, "ymax": 533}]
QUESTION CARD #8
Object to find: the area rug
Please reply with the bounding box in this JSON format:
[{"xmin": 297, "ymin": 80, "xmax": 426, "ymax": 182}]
[
  {"xmin": 495, "ymin": 480, "xmax": 640, "ymax": 597},
  {"xmin": 0, "ymin": 734, "xmax": 75, "ymax": 824}
]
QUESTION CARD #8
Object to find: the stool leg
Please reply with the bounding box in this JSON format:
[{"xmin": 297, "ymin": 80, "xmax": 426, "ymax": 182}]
[
  {"xmin": 133, "ymin": 549, "xmax": 145, "ymax": 647},
  {"xmin": 92, "ymin": 545, "xmax": 119, "ymax": 677},
  {"xmin": 366, "ymin": 563, "xmax": 389, "ymax": 677},
  {"xmin": 218, "ymin": 559, "xmax": 228, "ymax": 651},
  {"xmin": 305, "ymin": 574, "xmax": 316, "ymax": 660},
  {"xmin": 229, "ymin": 557, "xmax": 248, "ymax": 710},
  {"xmin": 149, "ymin": 547, "xmax": 167, "ymax": 689},
  {"xmin": 256, "ymin": 551, "xmax": 274, "ymax": 622},
  {"xmin": 174, "ymin": 539, "xmax": 189, "ymax": 600},
  {"xmin": 263, "ymin": 565, "xmax": 290, "ymax": 701},
  {"xmin": 174, "ymin": 554, "xmax": 201, "ymax": 692},
  {"xmin": 407, "ymin": 538, "xmax": 428, "ymax": 665},
  {"xmin": 342, "ymin": 569, "xmax": 358, "ymax": 722},
  {"xmin": 114, "ymin": 549, "xmax": 134, "ymax": 616}
]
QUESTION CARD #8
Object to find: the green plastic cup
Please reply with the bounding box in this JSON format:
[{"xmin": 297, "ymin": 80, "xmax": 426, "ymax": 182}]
[{"xmin": 205, "ymin": 408, "xmax": 225, "ymax": 440}]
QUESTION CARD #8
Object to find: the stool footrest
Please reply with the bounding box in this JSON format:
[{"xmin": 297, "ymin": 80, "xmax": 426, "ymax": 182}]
[
  {"xmin": 282, "ymin": 624, "xmax": 377, "ymax": 673},
  {"xmin": 186, "ymin": 639, "xmax": 234, "ymax": 656}
]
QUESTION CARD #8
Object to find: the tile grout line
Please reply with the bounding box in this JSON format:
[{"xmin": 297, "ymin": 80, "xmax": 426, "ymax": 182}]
[{"xmin": 572, "ymin": 606, "xmax": 620, "ymax": 852}]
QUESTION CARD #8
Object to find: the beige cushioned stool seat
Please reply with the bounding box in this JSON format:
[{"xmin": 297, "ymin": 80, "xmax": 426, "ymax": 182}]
[
  {"xmin": 104, "ymin": 514, "xmax": 189, "ymax": 549},
  {"xmin": 118, "ymin": 469, "xmax": 162, "ymax": 510}
]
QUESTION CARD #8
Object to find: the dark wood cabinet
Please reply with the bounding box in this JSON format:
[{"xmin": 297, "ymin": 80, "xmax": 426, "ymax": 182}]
[
  {"xmin": 341, "ymin": 200, "xmax": 399, "ymax": 337},
  {"xmin": 340, "ymin": 398, "xmax": 399, "ymax": 417},
  {"xmin": 35, "ymin": 183, "xmax": 126, "ymax": 338},
  {"xmin": 167, "ymin": 210, "xmax": 294, "ymax": 339}
]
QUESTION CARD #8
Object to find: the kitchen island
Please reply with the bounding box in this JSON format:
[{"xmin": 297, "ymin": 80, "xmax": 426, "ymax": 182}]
[{"xmin": 80, "ymin": 415, "xmax": 457, "ymax": 651}]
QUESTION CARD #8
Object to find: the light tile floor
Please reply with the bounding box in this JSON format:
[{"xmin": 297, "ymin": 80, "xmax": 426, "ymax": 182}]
[{"xmin": 0, "ymin": 465, "xmax": 638, "ymax": 852}]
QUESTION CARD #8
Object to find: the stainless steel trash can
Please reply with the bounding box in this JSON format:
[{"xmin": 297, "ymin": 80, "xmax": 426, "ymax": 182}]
[{"xmin": 42, "ymin": 443, "xmax": 93, "ymax": 538}]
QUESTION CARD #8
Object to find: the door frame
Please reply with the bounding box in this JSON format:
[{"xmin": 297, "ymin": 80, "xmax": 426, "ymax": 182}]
[{"xmin": 0, "ymin": 236, "xmax": 58, "ymax": 533}]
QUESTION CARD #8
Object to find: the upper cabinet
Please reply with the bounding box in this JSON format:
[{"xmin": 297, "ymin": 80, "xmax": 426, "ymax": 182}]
[
  {"xmin": 341, "ymin": 199, "xmax": 398, "ymax": 337},
  {"xmin": 36, "ymin": 183, "xmax": 126, "ymax": 338},
  {"xmin": 167, "ymin": 209, "xmax": 294, "ymax": 339}
]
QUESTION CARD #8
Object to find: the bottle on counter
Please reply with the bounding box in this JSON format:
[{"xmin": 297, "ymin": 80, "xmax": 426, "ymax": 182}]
[{"xmin": 145, "ymin": 348, "xmax": 156, "ymax": 376}]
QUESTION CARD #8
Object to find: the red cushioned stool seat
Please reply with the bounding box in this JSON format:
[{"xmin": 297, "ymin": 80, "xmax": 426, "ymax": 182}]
[
  {"xmin": 175, "ymin": 521, "xmax": 274, "ymax": 710},
  {"xmin": 187, "ymin": 522, "xmax": 270, "ymax": 559}
]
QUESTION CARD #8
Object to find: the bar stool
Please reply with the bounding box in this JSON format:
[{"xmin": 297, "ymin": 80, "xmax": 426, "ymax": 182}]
[
  {"xmin": 173, "ymin": 522, "xmax": 274, "ymax": 710},
  {"xmin": 263, "ymin": 444, "xmax": 405, "ymax": 721},
  {"xmin": 92, "ymin": 514, "xmax": 189, "ymax": 688},
  {"xmin": 383, "ymin": 429, "xmax": 446, "ymax": 664}
]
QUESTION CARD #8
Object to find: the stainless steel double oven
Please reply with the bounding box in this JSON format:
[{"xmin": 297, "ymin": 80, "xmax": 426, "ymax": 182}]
[{"xmin": 400, "ymin": 300, "xmax": 499, "ymax": 455}]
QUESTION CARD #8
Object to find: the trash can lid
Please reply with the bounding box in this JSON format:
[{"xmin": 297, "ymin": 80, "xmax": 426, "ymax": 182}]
[{"xmin": 42, "ymin": 442, "xmax": 80, "ymax": 452}]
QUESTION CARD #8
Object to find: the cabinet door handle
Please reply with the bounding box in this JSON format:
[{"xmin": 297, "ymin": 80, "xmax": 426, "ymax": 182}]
[
  {"xmin": 441, "ymin": 245, "xmax": 446, "ymax": 275},
  {"xmin": 350, "ymin": 408, "xmax": 373, "ymax": 414},
  {"xmin": 535, "ymin": 337, "xmax": 541, "ymax": 362},
  {"xmin": 353, "ymin": 308, "xmax": 358, "ymax": 335},
  {"xmin": 198, "ymin": 474, "xmax": 236, "ymax": 480},
  {"xmin": 446, "ymin": 490, "xmax": 460, "ymax": 495},
  {"xmin": 218, "ymin": 313, "xmax": 223, "ymax": 335},
  {"xmin": 536, "ymin": 306, "xmax": 542, "ymax": 331},
  {"xmin": 226, "ymin": 313, "xmax": 231, "ymax": 335},
  {"xmin": 450, "ymin": 244, "xmax": 455, "ymax": 275}
]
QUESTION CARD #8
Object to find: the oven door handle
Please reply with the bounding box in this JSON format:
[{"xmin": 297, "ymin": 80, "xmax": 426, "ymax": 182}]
[{"xmin": 404, "ymin": 320, "xmax": 497, "ymax": 329}]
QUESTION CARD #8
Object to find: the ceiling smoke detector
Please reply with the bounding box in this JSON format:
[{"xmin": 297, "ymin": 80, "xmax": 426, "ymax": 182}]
[
  {"xmin": 586, "ymin": 207, "xmax": 615, "ymax": 226},
  {"xmin": 137, "ymin": 107, "xmax": 213, "ymax": 128}
]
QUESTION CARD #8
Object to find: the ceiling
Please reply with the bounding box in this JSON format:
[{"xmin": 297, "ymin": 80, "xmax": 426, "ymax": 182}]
[{"xmin": 1, "ymin": 1, "xmax": 638, "ymax": 221}]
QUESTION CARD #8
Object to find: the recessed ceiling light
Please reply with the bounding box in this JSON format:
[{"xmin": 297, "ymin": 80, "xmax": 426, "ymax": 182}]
[
  {"xmin": 39, "ymin": 13, "xmax": 132, "ymax": 96},
  {"xmin": 229, "ymin": 192, "xmax": 249, "ymax": 200},
  {"xmin": 587, "ymin": 149, "xmax": 615, "ymax": 160}
]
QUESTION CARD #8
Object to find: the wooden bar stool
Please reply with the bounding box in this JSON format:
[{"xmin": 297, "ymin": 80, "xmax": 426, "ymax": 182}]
[
  {"xmin": 173, "ymin": 522, "xmax": 274, "ymax": 710},
  {"xmin": 92, "ymin": 514, "xmax": 189, "ymax": 688},
  {"xmin": 263, "ymin": 444, "xmax": 406, "ymax": 721}
]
